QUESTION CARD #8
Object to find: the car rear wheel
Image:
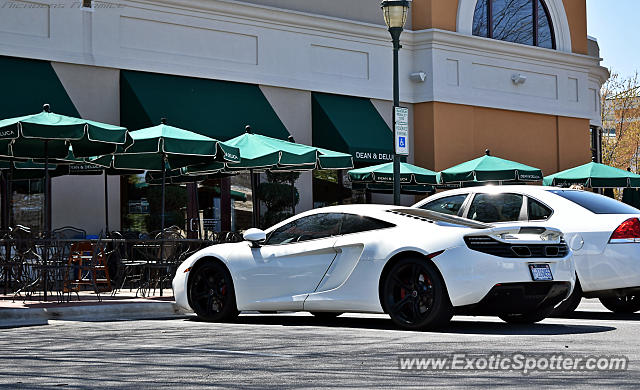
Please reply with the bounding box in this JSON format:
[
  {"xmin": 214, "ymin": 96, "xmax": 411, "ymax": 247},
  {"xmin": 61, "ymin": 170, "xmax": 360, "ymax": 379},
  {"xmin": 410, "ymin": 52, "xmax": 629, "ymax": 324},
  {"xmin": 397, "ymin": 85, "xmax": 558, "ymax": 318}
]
[
  {"xmin": 599, "ymin": 295, "xmax": 640, "ymax": 313},
  {"xmin": 310, "ymin": 312, "xmax": 343, "ymax": 319},
  {"xmin": 551, "ymin": 280, "xmax": 582, "ymax": 317},
  {"xmin": 188, "ymin": 261, "xmax": 239, "ymax": 322},
  {"xmin": 383, "ymin": 257, "xmax": 452, "ymax": 330}
]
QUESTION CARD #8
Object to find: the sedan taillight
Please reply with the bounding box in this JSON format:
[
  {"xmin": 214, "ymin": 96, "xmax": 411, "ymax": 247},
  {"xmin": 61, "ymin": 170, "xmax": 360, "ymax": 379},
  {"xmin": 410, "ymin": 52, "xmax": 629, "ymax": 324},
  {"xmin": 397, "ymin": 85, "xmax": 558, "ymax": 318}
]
[{"xmin": 610, "ymin": 218, "xmax": 640, "ymax": 243}]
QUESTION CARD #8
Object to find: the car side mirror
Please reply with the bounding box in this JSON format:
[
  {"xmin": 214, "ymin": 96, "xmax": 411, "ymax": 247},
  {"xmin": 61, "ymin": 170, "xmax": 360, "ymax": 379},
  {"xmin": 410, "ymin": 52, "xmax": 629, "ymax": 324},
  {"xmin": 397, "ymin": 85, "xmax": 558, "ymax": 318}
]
[{"xmin": 243, "ymin": 228, "xmax": 266, "ymax": 248}]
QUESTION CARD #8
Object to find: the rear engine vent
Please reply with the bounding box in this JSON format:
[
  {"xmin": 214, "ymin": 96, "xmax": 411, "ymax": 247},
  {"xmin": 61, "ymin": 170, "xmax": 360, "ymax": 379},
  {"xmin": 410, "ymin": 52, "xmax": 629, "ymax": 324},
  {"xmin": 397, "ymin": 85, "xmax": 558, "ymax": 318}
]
[{"xmin": 464, "ymin": 236, "xmax": 568, "ymax": 258}]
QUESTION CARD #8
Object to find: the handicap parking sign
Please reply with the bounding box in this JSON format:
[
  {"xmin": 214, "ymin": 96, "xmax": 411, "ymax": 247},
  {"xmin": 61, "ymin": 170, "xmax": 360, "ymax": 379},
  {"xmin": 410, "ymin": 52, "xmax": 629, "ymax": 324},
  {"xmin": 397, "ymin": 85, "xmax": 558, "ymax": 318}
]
[{"xmin": 394, "ymin": 107, "xmax": 409, "ymax": 155}]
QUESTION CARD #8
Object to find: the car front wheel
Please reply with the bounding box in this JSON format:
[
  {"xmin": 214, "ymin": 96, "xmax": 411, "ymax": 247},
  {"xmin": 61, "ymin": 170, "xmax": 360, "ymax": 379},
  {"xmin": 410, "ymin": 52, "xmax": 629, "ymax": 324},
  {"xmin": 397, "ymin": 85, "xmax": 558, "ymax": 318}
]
[
  {"xmin": 599, "ymin": 295, "xmax": 640, "ymax": 313},
  {"xmin": 188, "ymin": 261, "xmax": 239, "ymax": 322},
  {"xmin": 382, "ymin": 257, "xmax": 452, "ymax": 330}
]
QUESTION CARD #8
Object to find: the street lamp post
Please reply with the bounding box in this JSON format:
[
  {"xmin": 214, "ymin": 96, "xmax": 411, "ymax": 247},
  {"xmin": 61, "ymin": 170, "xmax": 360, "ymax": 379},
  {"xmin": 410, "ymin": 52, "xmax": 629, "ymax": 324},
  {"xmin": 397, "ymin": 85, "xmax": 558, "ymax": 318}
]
[{"xmin": 381, "ymin": 0, "xmax": 411, "ymax": 206}]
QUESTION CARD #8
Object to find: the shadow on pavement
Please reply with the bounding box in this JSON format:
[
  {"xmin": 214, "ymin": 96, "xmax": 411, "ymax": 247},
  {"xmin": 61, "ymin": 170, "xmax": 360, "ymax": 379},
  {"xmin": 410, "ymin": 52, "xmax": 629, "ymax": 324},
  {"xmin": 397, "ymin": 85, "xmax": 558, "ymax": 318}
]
[
  {"xmin": 559, "ymin": 310, "xmax": 640, "ymax": 322},
  {"xmin": 188, "ymin": 314, "xmax": 615, "ymax": 336}
]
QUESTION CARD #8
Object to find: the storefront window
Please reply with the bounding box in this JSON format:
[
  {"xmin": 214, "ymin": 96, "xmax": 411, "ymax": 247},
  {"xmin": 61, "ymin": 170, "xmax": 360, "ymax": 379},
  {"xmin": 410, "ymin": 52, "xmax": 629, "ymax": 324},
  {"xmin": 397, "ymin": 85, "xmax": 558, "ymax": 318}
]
[
  {"xmin": 11, "ymin": 179, "xmax": 44, "ymax": 231},
  {"xmin": 313, "ymin": 170, "xmax": 363, "ymax": 208},
  {"xmin": 121, "ymin": 174, "xmax": 186, "ymax": 235},
  {"xmin": 473, "ymin": 0, "xmax": 555, "ymax": 49}
]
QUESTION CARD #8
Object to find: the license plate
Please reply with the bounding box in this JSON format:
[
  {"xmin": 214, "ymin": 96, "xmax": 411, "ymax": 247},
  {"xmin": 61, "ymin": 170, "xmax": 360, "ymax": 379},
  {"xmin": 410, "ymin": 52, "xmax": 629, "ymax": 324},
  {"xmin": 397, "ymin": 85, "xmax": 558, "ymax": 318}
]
[{"xmin": 529, "ymin": 264, "xmax": 553, "ymax": 281}]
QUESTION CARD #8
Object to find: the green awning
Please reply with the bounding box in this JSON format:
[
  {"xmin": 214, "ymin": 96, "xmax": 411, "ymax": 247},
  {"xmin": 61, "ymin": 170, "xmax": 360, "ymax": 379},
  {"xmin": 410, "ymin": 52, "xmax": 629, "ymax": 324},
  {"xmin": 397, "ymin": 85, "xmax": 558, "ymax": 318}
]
[
  {"xmin": 0, "ymin": 56, "xmax": 79, "ymax": 120},
  {"xmin": 121, "ymin": 70, "xmax": 290, "ymax": 141},
  {"xmin": 312, "ymin": 92, "xmax": 393, "ymax": 164},
  {"xmin": 0, "ymin": 56, "xmax": 80, "ymax": 158}
]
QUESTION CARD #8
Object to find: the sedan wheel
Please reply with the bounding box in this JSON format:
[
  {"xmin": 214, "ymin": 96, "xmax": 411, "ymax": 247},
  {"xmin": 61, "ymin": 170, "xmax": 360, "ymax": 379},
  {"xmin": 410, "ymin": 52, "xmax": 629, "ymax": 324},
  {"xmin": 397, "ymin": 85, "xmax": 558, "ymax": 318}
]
[
  {"xmin": 188, "ymin": 261, "xmax": 239, "ymax": 322},
  {"xmin": 599, "ymin": 295, "xmax": 640, "ymax": 314},
  {"xmin": 383, "ymin": 258, "xmax": 452, "ymax": 330}
]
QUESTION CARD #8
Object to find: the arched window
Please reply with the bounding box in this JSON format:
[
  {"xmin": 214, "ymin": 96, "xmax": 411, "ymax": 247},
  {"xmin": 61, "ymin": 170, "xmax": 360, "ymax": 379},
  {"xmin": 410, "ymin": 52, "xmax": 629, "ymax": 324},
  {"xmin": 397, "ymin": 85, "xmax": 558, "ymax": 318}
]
[{"xmin": 472, "ymin": 0, "xmax": 555, "ymax": 49}]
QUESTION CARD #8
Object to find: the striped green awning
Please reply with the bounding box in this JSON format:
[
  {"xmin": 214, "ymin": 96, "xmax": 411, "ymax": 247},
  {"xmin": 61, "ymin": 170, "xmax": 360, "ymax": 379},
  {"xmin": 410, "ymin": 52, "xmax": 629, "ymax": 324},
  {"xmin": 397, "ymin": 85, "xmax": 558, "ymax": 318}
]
[
  {"xmin": 120, "ymin": 70, "xmax": 290, "ymax": 141},
  {"xmin": 312, "ymin": 92, "xmax": 393, "ymax": 164},
  {"xmin": 0, "ymin": 55, "xmax": 78, "ymax": 124}
]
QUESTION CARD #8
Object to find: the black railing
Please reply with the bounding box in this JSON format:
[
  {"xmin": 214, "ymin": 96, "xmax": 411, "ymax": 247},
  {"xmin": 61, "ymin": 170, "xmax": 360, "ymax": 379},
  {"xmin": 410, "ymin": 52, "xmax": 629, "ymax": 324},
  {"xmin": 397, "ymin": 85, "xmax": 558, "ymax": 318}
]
[{"xmin": 0, "ymin": 231, "xmax": 242, "ymax": 302}]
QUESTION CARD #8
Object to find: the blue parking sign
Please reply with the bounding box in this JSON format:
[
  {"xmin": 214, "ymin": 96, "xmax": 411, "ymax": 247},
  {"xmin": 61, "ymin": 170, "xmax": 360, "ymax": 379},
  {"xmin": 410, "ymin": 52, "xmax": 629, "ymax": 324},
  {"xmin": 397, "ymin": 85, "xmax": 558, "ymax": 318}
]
[{"xmin": 399, "ymin": 137, "xmax": 406, "ymax": 148}]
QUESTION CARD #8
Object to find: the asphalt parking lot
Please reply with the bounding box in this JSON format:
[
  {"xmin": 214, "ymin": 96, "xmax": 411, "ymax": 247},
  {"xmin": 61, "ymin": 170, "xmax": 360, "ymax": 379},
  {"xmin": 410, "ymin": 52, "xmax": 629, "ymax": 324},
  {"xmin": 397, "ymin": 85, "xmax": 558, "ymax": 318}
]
[{"xmin": 0, "ymin": 300, "xmax": 638, "ymax": 389}]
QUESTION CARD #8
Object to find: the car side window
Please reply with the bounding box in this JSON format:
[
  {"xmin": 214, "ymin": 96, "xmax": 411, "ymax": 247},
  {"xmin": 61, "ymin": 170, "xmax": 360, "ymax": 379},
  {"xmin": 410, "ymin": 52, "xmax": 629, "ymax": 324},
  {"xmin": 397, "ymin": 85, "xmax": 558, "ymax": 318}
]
[
  {"xmin": 467, "ymin": 193, "xmax": 524, "ymax": 223},
  {"xmin": 340, "ymin": 214, "xmax": 395, "ymax": 235},
  {"xmin": 265, "ymin": 213, "xmax": 343, "ymax": 245},
  {"xmin": 528, "ymin": 198, "xmax": 553, "ymax": 221},
  {"xmin": 419, "ymin": 195, "xmax": 468, "ymax": 216}
]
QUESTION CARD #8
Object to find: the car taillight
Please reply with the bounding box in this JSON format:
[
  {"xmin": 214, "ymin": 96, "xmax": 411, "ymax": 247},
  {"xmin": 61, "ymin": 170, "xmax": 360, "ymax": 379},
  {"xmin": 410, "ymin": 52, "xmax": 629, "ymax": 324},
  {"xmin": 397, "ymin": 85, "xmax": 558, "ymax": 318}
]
[{"xmin": 610, "ymin": 218, "xmax": 640, "ymax": 243}]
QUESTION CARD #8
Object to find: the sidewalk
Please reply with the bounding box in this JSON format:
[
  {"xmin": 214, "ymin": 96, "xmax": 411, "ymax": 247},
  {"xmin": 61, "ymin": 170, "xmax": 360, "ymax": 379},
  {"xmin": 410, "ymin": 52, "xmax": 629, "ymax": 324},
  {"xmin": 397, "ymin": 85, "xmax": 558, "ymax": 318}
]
[{"xmin": 0, "ymin": 290, "xmax": 192, "ymax": 328}]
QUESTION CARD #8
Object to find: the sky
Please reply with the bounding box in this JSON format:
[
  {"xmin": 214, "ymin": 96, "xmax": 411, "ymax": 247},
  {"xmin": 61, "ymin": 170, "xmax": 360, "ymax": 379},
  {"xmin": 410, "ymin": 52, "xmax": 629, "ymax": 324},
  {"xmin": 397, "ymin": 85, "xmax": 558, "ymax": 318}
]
[{"xmin": 587, "ymin": 0, "xmax": 640, "ymax": 78}]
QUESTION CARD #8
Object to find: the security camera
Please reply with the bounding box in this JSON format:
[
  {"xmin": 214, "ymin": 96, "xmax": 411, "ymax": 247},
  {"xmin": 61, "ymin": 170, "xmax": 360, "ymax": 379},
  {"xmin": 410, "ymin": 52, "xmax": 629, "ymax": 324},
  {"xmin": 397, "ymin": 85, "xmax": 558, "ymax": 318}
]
[
  {"xmin": 511, "ymin": 73, "xmax": 527, "ymax": 85},
  {"xmin": 409, "ymin": 72, "xmax": 427, "ymax": 83}
]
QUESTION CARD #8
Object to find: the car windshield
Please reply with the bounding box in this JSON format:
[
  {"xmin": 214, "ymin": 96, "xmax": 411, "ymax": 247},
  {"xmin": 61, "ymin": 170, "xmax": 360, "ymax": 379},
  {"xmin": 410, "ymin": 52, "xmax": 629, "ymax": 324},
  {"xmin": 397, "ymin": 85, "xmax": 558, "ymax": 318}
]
[{"xmin": 548, "ymin": 190, "xmax": 640, "ymax": 214}]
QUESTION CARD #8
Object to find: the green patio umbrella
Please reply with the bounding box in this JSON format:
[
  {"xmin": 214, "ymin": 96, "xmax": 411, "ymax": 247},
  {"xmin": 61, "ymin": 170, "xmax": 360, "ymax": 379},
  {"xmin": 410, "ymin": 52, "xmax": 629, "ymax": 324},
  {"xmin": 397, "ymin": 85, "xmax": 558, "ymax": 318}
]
[
  {"xmin": 183, "ymin": 126, "xmax": 354, "ymax": 227},
  {"xmin": 543, "ymin": 161, "xmax": 640, "ymax": 188},
  {"xmin": 0, "ymin": 104, "xmax": 132, "ymax": 159},
  {"xmin": 0, "ymin": 104, "xmax": 132, "ymax": 301},
  {"xmin": 348, "ymin": 162, "xmax": 438, "ymax": 185},
  {"xmin": 91, "ymin": 119, "xmax": 240, "ymax": 252},
  {"xmin": 351, "ymin": 182, "xmax": 434, "ymax": 195},
  {"xmin": 440, "ymin": 150, "xmax": 543, "ymax": 184}
]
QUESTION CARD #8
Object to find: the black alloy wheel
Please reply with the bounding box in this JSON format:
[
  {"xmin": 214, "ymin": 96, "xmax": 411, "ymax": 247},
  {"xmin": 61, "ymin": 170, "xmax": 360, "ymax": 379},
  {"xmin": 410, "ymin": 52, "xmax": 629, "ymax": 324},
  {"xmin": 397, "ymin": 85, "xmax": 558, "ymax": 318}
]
[
  {"xmin": 383, "ymin": 257, "xmax": 452, "ymax": 330},
  {"xmin": 188, "ymin": 261, "xmax": 239, "ymax": 322},
  {"xmin": 599, "ymin": 295, "xmax": 640, "ymax": 314}
]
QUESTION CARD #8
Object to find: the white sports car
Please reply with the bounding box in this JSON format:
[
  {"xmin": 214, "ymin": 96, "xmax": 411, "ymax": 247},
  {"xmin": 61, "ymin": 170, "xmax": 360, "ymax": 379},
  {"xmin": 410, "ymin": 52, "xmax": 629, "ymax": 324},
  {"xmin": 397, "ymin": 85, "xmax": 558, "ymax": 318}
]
[
  {"xmin": 413, "ymin": 186, "xmax": 640, "ymax": 315},
  {"xmin": 173, "ymin": 205, "xmax": 575, "ymax": 330}
]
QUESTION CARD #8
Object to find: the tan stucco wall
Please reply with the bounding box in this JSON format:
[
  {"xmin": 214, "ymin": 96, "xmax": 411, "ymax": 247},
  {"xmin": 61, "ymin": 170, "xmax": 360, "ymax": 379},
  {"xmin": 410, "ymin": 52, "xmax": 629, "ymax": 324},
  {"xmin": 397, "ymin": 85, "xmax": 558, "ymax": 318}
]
[
  {"xmin": 50, "ymin": 62, "xmax": 121, "ymax": 234},
  {"xmin": 413, "ymin": 102, "xmax": 591, "ymax": 176},
  {"xmin": 259, "ymin": 85, "xmax": 314, "ymax": 213},
  {"xmin": 412, "ymin": 0, "xmax": 459, "ymax": 31},
  {"xmin": 411, "ymin": 0, "xmax": 588, "ymax": 54},
  {"xmin": 563, "ymin": 0, "xmax": 588, "ymax": 55}
]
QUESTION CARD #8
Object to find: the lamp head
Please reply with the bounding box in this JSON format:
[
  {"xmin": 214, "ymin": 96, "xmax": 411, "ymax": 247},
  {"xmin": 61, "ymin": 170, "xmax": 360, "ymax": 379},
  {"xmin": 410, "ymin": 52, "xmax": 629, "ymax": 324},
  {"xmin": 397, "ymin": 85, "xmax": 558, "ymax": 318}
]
[{"xmin": 380, "ymin": 0, "xmax": 411, "ymax": 29}]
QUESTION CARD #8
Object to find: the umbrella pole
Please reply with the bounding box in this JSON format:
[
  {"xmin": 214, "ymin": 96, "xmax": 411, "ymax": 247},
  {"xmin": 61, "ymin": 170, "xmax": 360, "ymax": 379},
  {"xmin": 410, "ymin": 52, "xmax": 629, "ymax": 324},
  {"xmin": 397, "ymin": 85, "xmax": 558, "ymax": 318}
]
[
  {"xmin": 4, "ymin": 163, "xmax": 12, "ymax": 296},
  {"xmin": 43, "ymin": 141, "xmax": 49, "ymax": 302},
  {"xmin": 250, "ymin": 169, "xmax": 258, "ymax": 228},
  {"xmin": 8, "ymin": 159, "xmax": 13, "ymax": 227},
  {"xmin": 157, "ymin": 155, "xmax": 166, "ymax": 297},
  {"xmin": 104, "ymin": 170, "xmax": 109, "ymax": 236},
  {"xmin": 1, "ymin": 171, "xmax": 6, "ymax": 296},
  {"xmin": 193, "ymin": 178, "xmax": 201, "ymax": 240},
  {"xmin": 291, "ymin": 179, "xmax": 295, "ymax": 216}
]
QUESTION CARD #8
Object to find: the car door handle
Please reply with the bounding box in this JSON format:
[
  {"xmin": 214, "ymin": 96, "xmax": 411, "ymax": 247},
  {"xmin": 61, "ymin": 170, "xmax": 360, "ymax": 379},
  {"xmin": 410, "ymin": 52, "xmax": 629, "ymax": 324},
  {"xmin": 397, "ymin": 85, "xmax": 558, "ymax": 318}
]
[{"xmin": 335, "ymin": 248, "xmax": 342, "ymax": 254}]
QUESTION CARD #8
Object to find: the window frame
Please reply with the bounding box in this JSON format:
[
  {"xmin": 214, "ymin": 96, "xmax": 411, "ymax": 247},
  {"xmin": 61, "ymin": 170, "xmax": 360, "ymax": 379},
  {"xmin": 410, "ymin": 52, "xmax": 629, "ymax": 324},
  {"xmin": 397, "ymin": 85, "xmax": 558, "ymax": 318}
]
[
  {"xmin": 264, "ymin": 213, "xmax": 344, "ymax": 246},
  {"xmin": 463, "ymin": 192, "xmax": 527, "ymax": 223},
  {"xmin": 420, "ymin": 194, "xmax": 471, "ymax": 217},
  {"xmin": 264, "ymin": 212, "xmax": 396, "ymax": 246},
  {"xmin": 476, "ymin": 0, "xmax": 556, "ymax": 50},
  {"xmin": 525, "ymin": 195, "xmax": 555, "ymax": 221}
]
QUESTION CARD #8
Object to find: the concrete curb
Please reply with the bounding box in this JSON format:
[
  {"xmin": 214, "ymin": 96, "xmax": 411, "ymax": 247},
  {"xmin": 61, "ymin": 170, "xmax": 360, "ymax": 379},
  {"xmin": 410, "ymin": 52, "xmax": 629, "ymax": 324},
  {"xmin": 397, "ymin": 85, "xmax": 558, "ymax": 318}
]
[{"xmin": 0, "ymin": 302, "xmax": 192, "ymax": 328}]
